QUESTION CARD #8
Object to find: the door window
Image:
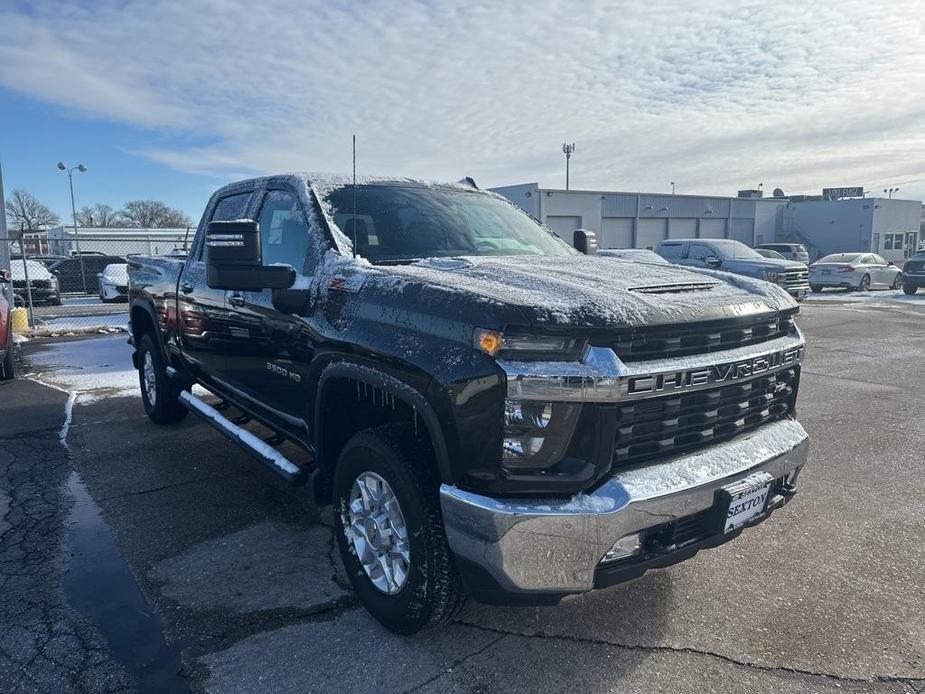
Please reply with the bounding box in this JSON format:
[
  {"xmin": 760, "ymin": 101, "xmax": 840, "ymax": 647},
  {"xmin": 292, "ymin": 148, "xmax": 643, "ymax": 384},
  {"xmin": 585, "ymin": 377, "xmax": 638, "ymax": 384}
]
[
  {"xmin": 212, "ymin": 192, "xmax": 252, "ymax": 222},
  {"xmin": 257, "ymin": 190, "xmax": 317, "ymax": 275},
  {"xmin": 658, "ymin": 243, "xmax": 684, "ymax": 260},
  {"xmin": 687, "ymin": 243, "xmax": 715, "ymax": 261}
]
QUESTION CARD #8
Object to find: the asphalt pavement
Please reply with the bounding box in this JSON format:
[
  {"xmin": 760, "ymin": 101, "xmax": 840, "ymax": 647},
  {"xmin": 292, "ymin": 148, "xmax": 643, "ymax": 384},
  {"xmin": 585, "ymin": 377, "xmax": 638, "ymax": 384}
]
[{"xmin": 1, "ymin": 297, "xmax": 923, "ymax": 693}]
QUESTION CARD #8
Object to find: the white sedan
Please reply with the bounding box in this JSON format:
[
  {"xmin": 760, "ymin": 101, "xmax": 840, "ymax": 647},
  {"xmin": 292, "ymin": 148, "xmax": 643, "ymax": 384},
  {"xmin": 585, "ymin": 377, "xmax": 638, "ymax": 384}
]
[
  {"xmin": 809, "ymin": 253, "xmax": 903, "ymax": 292},
  {"xmin": 97, "ymin": 263, "xmax": 129, "ymax": 302}
]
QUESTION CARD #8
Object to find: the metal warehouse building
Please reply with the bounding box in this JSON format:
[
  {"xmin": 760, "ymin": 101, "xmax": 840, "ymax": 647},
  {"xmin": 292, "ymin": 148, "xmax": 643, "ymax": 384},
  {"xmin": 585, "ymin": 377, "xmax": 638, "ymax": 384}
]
[{"xmin": 491, "ymin": 183, "xmax": 922, "ymax": 262}]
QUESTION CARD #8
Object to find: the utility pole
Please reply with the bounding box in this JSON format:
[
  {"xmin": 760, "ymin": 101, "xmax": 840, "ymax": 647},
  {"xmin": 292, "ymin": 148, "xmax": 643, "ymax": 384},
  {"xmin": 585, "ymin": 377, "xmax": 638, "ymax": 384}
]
[
  {"xmin": 0, "ymin": 159, "xmax": 12, "ymax": 306},
  {"xmin": 562, "ymin": 143, "xmax": 575, "ymax": 190},
  {"xmin": 58, "ymin": 161, "xmax": 88, "ymax": 292}
]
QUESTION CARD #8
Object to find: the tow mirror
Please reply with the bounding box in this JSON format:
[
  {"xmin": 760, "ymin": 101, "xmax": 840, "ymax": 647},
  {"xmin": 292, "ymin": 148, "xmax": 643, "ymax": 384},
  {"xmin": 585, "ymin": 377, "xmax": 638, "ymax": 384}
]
[
  {"xmin": 704, "ymin": 256, "xmax": 721, "ymax": 268},
  {"xmin": 573, "ymin": 229, "xmax": 598, "ymax": 255},
  {"xmin": 205, "ymin": 220, "xmax": 295, "ymax": 291}
]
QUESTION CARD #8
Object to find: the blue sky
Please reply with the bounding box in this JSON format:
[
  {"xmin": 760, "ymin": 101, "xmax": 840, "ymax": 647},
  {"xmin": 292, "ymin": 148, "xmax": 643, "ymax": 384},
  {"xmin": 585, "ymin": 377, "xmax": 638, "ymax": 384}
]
[{"xmin": 2, "ymin": 0, "xmax": 924, "ymax": 225}]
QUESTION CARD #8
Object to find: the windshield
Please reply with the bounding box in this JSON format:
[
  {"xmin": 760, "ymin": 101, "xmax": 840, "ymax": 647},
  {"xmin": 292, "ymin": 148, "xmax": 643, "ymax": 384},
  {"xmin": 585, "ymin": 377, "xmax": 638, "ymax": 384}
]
[
  {"xmin": 11, "ymin": 260, "xmax": 50, "ymax": 279},
  {"xmin": 709, "ymin": 239, "xmax": 764, "ymax": 260},
  {"xmin": 323, "ymin": 184, "xmax": 576, "ymax": 263},
  {"xmin": 819, "ymin": 253, "xmax": 863, "ymax": 263}
]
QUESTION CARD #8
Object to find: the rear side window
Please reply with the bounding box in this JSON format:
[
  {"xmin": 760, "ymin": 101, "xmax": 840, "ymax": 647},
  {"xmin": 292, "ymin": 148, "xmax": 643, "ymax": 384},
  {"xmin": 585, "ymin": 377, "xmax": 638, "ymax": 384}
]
[{"xmin": 658, "ymin": 243, "xmax": 684, "ymax": 260}]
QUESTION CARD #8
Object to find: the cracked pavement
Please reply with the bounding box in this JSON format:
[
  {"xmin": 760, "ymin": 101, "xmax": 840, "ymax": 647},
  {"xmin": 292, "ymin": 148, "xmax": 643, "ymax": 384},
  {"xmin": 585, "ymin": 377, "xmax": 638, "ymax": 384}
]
[{"xmin": 1, "ymin": 301, "xmax": 924, "ymax": 693}]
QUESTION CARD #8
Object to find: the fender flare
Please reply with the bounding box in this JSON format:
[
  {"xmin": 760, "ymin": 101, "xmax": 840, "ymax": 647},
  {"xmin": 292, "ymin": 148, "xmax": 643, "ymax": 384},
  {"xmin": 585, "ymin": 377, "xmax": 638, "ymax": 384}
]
[
  {"xmin": 128, "ymin": 299, "xmax": 168, "ymax": 369},
  {"xmin": 313, "ymin": 360, "xmax": 453, "ymax": 483}
]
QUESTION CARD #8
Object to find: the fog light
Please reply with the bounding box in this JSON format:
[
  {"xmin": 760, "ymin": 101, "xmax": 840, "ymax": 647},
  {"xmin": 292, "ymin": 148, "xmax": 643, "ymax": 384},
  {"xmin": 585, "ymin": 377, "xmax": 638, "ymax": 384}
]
[{"xmin": 601, "ymin": 533, "xmax": 642, "ymax": 563}]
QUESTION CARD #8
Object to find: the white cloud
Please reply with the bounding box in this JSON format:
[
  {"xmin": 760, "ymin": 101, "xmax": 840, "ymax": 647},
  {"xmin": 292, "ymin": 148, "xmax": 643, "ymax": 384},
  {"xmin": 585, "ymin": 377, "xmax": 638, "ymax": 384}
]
[{"xmin": 2, "ymin": 0, "xmax": 924, "ymax": 199}]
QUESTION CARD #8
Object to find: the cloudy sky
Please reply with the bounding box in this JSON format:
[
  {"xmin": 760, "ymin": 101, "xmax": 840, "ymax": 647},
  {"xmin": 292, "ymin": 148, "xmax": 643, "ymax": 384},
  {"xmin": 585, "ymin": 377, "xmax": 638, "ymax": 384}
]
[{"xmin": 1, "ymin": 0, "xmax": 924, "ymax": 220}]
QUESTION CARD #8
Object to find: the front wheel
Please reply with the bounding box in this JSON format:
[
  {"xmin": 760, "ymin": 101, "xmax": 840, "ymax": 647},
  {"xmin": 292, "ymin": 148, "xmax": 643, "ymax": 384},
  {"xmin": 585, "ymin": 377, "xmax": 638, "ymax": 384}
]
[
  {"xmin": 903, "ymin": 283, "xmax": 918, "ymax": 296},
  {"xmin": 857, "ymin": 274, "xmax": 870, "ymax": 292},
  {"xmin": 333, "ymin": 425, "xmax": 465, "ymax": 635},
  {"xmin": 137, "ymin": 332, "xmax": 187, "ymax": 424}
]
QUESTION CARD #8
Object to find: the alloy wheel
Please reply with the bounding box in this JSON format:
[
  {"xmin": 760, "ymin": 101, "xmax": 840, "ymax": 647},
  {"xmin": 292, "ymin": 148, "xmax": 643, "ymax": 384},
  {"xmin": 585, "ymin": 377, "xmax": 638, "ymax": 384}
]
[
  {"xmin": 142, "ymin": 351, "xmax": 157, "ymax": 406},
  {"xmin": 344, "ymin": 471, "xmax": 410, "ymax": 595}
]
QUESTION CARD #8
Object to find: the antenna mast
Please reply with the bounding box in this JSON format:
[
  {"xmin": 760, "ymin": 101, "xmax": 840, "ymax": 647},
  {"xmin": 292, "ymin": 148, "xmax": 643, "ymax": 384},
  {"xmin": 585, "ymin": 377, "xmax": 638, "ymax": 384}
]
[{"xmin": 352, "ymin": 134, "xmax": 358, "ymax": 258}]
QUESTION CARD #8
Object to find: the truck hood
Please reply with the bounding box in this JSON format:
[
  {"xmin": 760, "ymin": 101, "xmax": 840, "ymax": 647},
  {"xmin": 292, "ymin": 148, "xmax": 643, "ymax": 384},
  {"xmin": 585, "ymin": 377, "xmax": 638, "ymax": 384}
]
[{"xmin": 345, "ymin": 254, "xmax": 797, "ymax": 330}]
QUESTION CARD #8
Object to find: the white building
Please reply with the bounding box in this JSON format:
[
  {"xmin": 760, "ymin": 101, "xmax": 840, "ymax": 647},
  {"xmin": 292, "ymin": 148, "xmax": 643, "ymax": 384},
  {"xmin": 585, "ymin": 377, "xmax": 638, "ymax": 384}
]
[
  {"xmin": 46, "ymin": 226, "xmax": 191, "ymax": 256},
  {"xmin": 491, "ymin": 183, "xmax": 922, "ymax": 262}
]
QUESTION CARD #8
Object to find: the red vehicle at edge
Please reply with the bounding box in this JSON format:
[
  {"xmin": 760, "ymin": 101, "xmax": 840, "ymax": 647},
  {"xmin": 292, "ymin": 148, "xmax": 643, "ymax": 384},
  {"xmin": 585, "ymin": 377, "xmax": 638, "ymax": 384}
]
[{"xmin": 0, "ymin": 269, "xmax": 14, "ymax": 381}]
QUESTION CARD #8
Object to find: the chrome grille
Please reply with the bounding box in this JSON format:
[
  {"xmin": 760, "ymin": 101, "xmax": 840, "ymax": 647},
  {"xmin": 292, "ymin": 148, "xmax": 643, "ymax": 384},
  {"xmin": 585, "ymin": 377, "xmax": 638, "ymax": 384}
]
[
  {"xmin": 778, "ymin": 269, "xmax": 810, "ymax": 292},
  {"xmin": 612, "ymin": 368, "xmax": 797, "ymax": 468}
]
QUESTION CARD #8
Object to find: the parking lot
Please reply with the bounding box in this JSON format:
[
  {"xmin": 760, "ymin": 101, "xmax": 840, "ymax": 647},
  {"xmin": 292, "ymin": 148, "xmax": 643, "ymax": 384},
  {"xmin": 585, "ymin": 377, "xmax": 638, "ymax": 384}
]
[{"xmin": 1, "ymin": 296, "xmax": 923, "ymax": 693}]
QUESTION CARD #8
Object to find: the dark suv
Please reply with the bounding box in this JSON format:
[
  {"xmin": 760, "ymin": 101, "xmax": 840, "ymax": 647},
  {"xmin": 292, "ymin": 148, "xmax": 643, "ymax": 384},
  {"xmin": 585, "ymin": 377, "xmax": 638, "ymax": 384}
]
[
  {"xmin": 48, "ymin": 255, "xmax": 128, "ymax": 294},
  {"xmin": 901, "ymin": 251, "xmax": 925, "ymax": 294}
]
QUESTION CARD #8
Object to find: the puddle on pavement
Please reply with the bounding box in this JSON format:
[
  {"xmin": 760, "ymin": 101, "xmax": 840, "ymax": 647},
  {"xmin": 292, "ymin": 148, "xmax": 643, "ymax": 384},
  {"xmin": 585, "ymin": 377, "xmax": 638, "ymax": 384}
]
[{"xmin": 64, "ymin": 470, "xmax": 190, "ymax": 693}]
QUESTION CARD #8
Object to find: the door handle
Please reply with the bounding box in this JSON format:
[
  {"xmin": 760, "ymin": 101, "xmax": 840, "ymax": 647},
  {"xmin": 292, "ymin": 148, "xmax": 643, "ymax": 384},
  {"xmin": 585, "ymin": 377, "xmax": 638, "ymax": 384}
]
[
  {"xmin": 180, "ymin": 281, "xmax": 194, "ymax": 294},
  {"xmin": 227, "ymin": 292, "xmax": 246, "ymax": 308}
]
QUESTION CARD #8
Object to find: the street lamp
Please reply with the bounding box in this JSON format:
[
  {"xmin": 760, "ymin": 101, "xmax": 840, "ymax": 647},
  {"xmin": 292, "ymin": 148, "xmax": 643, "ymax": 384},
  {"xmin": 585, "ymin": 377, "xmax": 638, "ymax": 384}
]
[
  {"xmin": 883, "ymin": 187, "xmax": 899, "ymax": 199},
  {"xmin": 562, "ymin": 143, "xmax": 575, "ymax": 190},
  {"xmin": 57, "ymin": 161, "xmax": 88, "ymax": 292}
]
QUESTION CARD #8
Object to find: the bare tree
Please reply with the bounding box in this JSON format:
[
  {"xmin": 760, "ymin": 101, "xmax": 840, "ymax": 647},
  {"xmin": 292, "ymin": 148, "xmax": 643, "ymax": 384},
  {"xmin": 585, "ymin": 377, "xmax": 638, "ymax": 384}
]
[
  {"xmin": 76, "ymin": 203, "xmax": 120, "ymax": 228},
  {"xmin": 118, "ymin": 200, "xmax": 191, "ymax": 228},
  {"xmin": 5, "ymin": 189, "xmax": 60, "ymax": 232}
]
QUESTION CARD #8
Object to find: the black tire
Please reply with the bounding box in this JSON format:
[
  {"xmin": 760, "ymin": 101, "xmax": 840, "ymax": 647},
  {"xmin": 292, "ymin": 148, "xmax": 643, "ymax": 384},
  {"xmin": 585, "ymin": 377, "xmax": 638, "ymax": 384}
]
[
  {"xmin": 137, "ymin": 332, "xmax": 187, "ymax": 424},
  {"xmin": 810, "ymin": 284, "xmax": 822, "ymax": 293},
  {"xmin": 892, "ymin": 273, "xmax": 903, "ymax": 290},
  {"xmin": 903, "ymin": 283, "xmax": 918, "ymax": 296},
  {"xmin": 333, "ymin": 425, "xmax": 465, "ymax": 635},
  {"xmin": 0, "ymin": 342, "xmax": 14, "ymax": 382},
  {"xmin": 857, "ymin": 274, "xmax": 870, "ymax": 292}
]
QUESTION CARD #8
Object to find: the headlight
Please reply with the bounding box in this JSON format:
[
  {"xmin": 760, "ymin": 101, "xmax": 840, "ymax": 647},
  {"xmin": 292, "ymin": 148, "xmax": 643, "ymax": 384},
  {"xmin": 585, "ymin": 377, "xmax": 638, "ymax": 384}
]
[
  {"xmin": 502, "ymin": 399, "xmax": 581, "ymax": 471},
  {"xmin": 475, "ymin": 328, "xmax": 587, "ymax": 361},
  {"xmin": 762, "ymin": 270, "xmax": 779, "ymax": 283}
]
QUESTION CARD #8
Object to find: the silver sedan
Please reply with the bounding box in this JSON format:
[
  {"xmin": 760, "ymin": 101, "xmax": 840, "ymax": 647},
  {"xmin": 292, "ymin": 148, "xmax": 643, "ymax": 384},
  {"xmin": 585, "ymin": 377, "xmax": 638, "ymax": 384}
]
[{"xmin": 809, "ymin": 253, "xmax": 903, "ymax": 292}]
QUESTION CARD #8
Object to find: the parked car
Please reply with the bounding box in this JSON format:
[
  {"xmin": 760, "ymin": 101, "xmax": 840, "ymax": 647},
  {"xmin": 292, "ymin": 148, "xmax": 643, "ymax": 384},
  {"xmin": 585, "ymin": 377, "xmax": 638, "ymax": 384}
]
[
  {"xmin": 129, "ymin": 174, "xmax": 809, "ymax": 634},
  {"xmin": 808, "ymin": 253, "xmax": 903, "ymax": 292},
  {"xmin": 755, "ymin": 243, "xmax": 810, "ymax": 263},
  {"xmin": 98, "ymin": 263, "xmax": 129, "ymax": 303},
  {"xmin": 11, "ymin": 259, "xmax": 61, "ymax": 306},
  {"xmin": 756, "ymin": 248, "xmax": 786, "ymax": 260},
  {"xmin": 597, "ymin": 248, "xmax": 668, "ymax": 263},
  {"xmin": 0, "ymin": 270, "xmax": 14, "ymax": 381},
  {"xmin": 48, "ymin": 255, "xmax": 127, "ymax": 294},
  {"xmin": 656, "ymin": 239, "xmax": 810, "ymax": 300},
  {"xmin": 900, "ymin": 250, "xmax": 925, "ymax": 295}
]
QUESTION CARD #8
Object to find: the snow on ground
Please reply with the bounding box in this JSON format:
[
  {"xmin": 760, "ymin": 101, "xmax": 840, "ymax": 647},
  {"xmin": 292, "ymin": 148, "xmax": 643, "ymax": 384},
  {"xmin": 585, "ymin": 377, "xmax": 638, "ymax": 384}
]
[
  {"xmin": 26, "ymin": 334, "xmax": 139, "ymax": 403},
  {"xmin": 804, "ymin": 288, "xmax": 925, "ymax": 306}
]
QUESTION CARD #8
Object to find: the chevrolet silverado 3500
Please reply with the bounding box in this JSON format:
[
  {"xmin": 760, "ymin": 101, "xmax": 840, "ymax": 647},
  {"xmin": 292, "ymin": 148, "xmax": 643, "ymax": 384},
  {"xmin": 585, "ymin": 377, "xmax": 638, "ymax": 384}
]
[{"xmin": 127, "ymin": 174, "xmax": 809, "ymax": 634}]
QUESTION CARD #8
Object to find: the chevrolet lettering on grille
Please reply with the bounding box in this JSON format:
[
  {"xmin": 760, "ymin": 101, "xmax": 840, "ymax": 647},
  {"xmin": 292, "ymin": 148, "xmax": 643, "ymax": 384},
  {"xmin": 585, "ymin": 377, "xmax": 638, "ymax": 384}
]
[{"xmin": 627, "ymin": 345, "xmax": 804, "ymax": 396}]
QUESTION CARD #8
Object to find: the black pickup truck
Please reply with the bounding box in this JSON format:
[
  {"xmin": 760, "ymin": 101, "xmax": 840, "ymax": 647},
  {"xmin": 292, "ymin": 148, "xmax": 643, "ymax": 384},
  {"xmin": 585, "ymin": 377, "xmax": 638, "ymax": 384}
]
[{"xmin": 128, "ymin": 174, "xmax": 809, "ymax": 634}]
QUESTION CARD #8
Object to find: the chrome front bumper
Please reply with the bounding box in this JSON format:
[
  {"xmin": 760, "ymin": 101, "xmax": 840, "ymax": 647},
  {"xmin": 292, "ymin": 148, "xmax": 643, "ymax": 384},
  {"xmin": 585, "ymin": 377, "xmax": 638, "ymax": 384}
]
[{"xmin": 440, "ymin": 418, "xmax": 809, "ymax": 596}]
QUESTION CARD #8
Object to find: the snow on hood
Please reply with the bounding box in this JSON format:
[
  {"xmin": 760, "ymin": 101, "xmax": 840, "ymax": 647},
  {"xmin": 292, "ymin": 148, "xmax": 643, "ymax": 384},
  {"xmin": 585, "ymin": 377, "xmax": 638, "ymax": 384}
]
[{"xmin": 318, "ymin": 252, "xmax": 796, "ymax": 329}]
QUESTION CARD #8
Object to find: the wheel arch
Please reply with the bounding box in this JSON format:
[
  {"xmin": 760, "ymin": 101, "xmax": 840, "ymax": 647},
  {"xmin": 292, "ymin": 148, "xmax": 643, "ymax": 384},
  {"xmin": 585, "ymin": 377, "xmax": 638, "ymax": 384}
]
[{"xmin": 312, "ymin": 361, "xmax": 452, "ymax": 506}]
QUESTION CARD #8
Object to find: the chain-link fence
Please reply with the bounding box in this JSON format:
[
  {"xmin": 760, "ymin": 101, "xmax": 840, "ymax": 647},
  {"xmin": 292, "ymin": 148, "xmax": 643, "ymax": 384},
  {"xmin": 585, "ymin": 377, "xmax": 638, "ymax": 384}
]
[{"xmin": 3, "ymin": 230, "xmax": 191, "ymax": 335}]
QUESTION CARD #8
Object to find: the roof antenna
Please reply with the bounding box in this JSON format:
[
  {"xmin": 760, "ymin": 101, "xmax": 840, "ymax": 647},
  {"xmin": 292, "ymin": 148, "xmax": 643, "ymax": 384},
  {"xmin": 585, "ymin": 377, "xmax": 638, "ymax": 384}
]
[{"xmin": 352, "ymin": 133, "xmax": 358, "ymax": 258}]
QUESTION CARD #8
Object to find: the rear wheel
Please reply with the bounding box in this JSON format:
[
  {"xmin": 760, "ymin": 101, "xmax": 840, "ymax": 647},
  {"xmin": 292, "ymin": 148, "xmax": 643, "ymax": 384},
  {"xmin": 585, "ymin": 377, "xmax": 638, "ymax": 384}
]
[
  {"xmin": 333, "ymin": 425, "xmax": 465, "ymax": 635},
  {"xmin": 137, "ymin": 332, "xmax": 187, "ymax": 424},
  {"xmin": 903, "ymin": 283, "xmax": 918, "ymax": 296},
  {"xmin": 892, "ymin": 273, "xmax": 903, "ymax": 290},
  {"xmin": 857, "ymin": 274, "xmax": 870, "ymax": 291}
]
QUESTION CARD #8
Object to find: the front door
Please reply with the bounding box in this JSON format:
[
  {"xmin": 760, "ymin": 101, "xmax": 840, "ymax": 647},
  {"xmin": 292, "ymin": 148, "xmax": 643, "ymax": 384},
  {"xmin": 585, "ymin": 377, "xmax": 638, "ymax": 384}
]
[
  {"xmin": 222, "ymin": 188, "xmax": 321, "ymax": 428},
  {"xmin": 178, "ymin": 190, "xmax": 253, "ymax": 381}
]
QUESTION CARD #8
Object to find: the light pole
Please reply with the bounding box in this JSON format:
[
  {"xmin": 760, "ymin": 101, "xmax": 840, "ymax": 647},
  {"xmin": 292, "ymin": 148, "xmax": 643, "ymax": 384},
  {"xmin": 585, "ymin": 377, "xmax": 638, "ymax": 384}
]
[
  {"xmin": 671, "ymin": 181, "xmax": 676, "ymax": 195},
  {"xmin": 883, "ymin": 187, "xmax": 899, "ymax": 199},
  {"xmin": 57, "ymin": 161, "xmax": 88, "ymax": 293},
  {"xmin": 562, "ymin": 143, "xmax": 575, "ymax": 190}
]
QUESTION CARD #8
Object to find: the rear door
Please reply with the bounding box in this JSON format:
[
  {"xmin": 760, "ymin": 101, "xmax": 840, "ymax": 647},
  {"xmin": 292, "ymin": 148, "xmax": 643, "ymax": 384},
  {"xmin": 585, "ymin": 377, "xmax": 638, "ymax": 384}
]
[
  {"xmin": 177, "ymin": 190, "xmax": 253, "ymax": 379},
  {"xmin": 221, "ymin": 186, "xmax": 322, "ymax": 427},
  {"xmin": 869, "ymin": 254, "xmax": 893, "ymax": 287}
]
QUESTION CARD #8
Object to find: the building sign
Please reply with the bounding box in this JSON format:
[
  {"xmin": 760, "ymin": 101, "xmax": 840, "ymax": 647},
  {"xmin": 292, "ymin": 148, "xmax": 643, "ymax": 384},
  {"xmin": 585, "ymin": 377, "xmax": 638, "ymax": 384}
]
[{"xmin": 822, "ymin": 187, "xmax": 863, "ymax": 199}]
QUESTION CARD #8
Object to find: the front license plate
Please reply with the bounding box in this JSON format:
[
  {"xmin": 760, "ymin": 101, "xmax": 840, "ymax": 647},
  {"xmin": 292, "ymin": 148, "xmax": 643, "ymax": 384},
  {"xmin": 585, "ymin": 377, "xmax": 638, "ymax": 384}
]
[{"xmin": 720, "ymin": 473, "xmax": 774, "ymax": 533}]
